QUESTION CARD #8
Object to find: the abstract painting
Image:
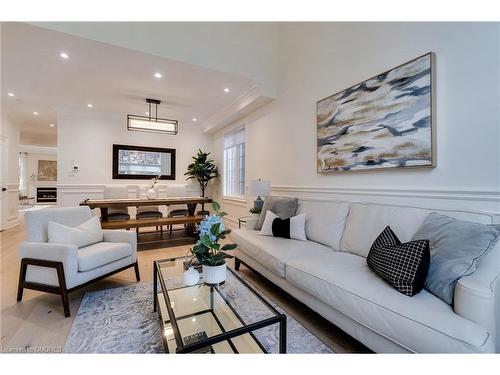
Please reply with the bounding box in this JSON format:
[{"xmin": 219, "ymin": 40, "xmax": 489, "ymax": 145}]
[
  {"xmin": 317, "ymin": 53, "xmax": 435, "ymax": 172},
  {"xmin": 37, "ymin": 160, "xmax": 57, "ymax": 181}
]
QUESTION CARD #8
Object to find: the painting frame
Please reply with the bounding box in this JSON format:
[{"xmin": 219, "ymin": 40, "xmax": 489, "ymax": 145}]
[
  {"xmin": 112, "ymin": 144, "xmax": 176, "ymax": 180},
  {"xmin": 37, "ymin": 160, "xmax": 57, "ymax": 181},
  {"xmin": 316, "ymin": 52, "xmax": 436, "ymax": 173}
]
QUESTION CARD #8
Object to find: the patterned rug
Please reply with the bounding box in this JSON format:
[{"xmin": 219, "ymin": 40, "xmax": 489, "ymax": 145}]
[{"xmin": 64, "ymin": 273, "xmax": 333, "ymax": 354}]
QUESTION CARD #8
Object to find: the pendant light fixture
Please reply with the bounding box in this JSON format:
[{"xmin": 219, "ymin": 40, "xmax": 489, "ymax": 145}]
[{"xmin": 127, "ymin": 98, "xmax": 178, "ymax": 135}]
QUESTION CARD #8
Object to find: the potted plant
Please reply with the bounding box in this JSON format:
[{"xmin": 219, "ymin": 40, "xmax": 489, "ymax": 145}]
[
  {"xmin": 190, "ymin": 202, "xmax": 237, "ymax": 285},
  {"xmin": 185, "ymin": 149, "xmax": 218, "ymax": 213},
  {"xmin": 147, "ymin": 175, "xmax": 160, "ymax": 199},
  {"xmin": 249, "ymin": 207, "xmax": 261, "ymax": 217}
]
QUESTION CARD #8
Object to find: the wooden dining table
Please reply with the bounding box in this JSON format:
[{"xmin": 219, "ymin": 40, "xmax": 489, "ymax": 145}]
[
  {"xmin": 80, "ymin": 197, "xmax": 213, "ymax": 250},
  {"xmin": 81, "ymin": 196, "xmax": 212, "ymax": 221}
]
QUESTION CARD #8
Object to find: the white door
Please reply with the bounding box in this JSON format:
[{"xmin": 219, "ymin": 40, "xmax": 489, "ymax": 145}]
[{"xmin": 0, "ymin": 136, "xmax": 7, "ymax": 230}]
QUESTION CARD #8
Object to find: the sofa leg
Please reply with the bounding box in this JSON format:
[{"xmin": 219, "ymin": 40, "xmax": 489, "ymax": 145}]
[
  {"xmin": 234, "ymin": 257, "xmax": 241, "ymax": 271},
  {"xmin": 17, "ymin": 260, "xmax": 28, "ymax": 302},
  {"xmin": 134, "ymin": 262, "xmax": 141, "ymax": 282}
]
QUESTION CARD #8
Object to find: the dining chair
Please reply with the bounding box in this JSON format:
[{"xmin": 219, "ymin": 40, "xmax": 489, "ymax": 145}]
[
  {"xmin": 136, "ymin": 185, "xmax": 163, "ymax": 235},
  {"xmin": 103, "ymin": 185, "xmax": 130, "ymax": 221}
]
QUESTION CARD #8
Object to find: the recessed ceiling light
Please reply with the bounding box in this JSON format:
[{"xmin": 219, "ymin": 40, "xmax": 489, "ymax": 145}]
[
  {"xmin": 49, "ymin": 124, "xmax": 55, "ymax": 127},
  {"xmin": 87, "ymin": 104, "xmax": 93, "ymax": 108},
  {"xmin": 192, "ymin": 118, "xmax": 197, "ymax": 122},
  {"xmin": 154, "ymin": 72, "xmax": 162, "ymax": 79},
  {"xmin": 224, "ymin": 87, "xmax": 230, "ymax": 92},
  {"xmin": 60, "ymin": 52, "xmax": 69, "ymax": 59},
  {"xmin": 33, "ymin": 111, "xmax": 39, "ymax": 115},
  {"xmin": 8, "ymin": 92, "xmax": 15, "ymax": 97}
]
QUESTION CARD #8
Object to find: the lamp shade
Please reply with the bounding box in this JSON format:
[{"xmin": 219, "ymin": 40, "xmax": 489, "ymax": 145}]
[{"xmin": 249, "ymin": 179, "xmax": 270, "ymax": 197}]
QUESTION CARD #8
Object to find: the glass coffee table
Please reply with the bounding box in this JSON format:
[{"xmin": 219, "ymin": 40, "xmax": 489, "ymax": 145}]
[{"xmin": 153, "ymin": 257, "xmax": 287, "ymax": 353}]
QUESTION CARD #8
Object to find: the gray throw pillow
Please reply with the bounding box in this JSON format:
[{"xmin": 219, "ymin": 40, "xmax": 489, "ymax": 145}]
[
  {"xmin": 255, "ymin": 196, "xmax": 299, "ymax": 231},
  {"xmin": 411, "ymin": 212, "xmax": 500, "ymax": 304}
]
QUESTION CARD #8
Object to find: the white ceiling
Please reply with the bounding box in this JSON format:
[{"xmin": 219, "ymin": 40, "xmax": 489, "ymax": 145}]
[{"xmin": 1, "ymin": 22, "xmax": 255, "ymax": 143}]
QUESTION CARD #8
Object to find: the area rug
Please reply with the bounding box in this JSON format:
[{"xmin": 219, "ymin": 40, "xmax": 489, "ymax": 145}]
[{"xmin": 64, "ymin": 273, "xmax": 333, "ymax": 354}]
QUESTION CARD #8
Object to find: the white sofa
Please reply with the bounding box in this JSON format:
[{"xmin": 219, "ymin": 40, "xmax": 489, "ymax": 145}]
[
  {"xmin": 231, "ymin": 200, "xmax": 500, "ymax": 353},
  {"xmin": 17, "ymin": 206, "xmax": 139, "ymax": 317}
]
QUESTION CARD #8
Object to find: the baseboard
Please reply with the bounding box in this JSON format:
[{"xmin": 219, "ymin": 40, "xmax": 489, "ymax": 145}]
[{"xmin": 4, "ymin": 218, "xmax": 20, "ymax": 230}]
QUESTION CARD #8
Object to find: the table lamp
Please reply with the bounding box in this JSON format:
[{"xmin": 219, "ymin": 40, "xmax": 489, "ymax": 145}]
[{"xmin": 249, "ymin": 179, "xmax": 270, "ymax": 210}]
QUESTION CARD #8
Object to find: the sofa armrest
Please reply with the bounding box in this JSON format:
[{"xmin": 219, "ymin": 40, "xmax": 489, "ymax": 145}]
[
  {"xmin": 454, "ymin": 241, "xmax": 500, "ymax": 352},
  {"xmin": 18, "ymin": 242, "xmax": 79, "ymax": 287},
  {"xmin": 243, "ymin": 217, "xmax": 258, "ymax": 231},
  {"xmin": 102, "ymin": 230, "xmax": 137, "ymax": 255}
]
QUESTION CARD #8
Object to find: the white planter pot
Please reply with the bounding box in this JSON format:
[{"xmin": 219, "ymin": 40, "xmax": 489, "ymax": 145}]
[
  {"xmin": 146, "ymin": 188, "xmax": 156, "ymax": 199},
  {"xmin": 202, "ymin": 263, "xmax": 227, "ymax": 285}
]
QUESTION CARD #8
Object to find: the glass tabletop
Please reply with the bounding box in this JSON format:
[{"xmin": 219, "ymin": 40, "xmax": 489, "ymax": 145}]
[{"xmin": 154, "ymin": 258, "xmax": 285, "ymax": 353}]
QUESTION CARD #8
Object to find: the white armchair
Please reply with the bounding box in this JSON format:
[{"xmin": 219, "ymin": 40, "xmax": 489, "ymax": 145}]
[{"xmin": 17, "ymin": 206, "xmax": 139, "ymax": 317}]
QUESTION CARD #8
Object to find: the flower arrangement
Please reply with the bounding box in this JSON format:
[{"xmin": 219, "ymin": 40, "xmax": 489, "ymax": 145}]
[
  {"xmin": 190, "ymin": 202, "xmax": 237, "ymax": 267},
  {"xmin": 149, "ymin": 175, "xmax": 161, "ymax": 189}
]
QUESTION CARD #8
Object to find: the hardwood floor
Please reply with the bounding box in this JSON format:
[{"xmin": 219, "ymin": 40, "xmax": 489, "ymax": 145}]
[{"xmin": 0, "ymin": 223, "xmax": 369, "ymax": 353}]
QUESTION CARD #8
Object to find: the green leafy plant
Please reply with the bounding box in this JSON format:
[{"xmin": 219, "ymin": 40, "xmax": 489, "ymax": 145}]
[
  {"xmin": 249, "ymin": 207, "xmax": 262, "ymax": 214},
  {"xmin": 190, "ymin": 202, "xmax": 238, "ymax": 266},
  {"xmin": 184, "ymin": 149, "xmax": 218, "ymax": 198}
]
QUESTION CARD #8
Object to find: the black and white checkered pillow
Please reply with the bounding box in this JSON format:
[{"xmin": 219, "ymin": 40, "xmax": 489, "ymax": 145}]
[{"xmin": 367, "ymin": 226, "xmax": 430, "ymax": 296}]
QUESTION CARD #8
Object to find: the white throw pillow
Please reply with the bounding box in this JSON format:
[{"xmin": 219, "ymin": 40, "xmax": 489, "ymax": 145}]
[
  {"xmin": 48, "ymin": 216, "xmax": 103, "ymax": 248},
  {"xmin": 259, "ymin": 210, "xmax": 279, "ymax": 236},
  {"xmin": 259, "ymin": 210, "xmax": 307, "ymax": 241}
]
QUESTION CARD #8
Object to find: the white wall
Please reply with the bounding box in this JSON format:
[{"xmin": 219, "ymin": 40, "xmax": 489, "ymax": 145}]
[
  {"xmin": 213, "ymin": 22, "xmax": 500, "ymax": 225},
  {"xmin": 57, "ymin": 111, "xmax": 214, "ymax": 206},
  {"xmin": 0, "ymin": 113, "xmax": 21, "ymax": 229}
]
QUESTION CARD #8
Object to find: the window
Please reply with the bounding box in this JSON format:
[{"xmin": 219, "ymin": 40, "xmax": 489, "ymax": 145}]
[{"xmin": 223, "ymin": 127, "xmax": 245, "ymax": 199}]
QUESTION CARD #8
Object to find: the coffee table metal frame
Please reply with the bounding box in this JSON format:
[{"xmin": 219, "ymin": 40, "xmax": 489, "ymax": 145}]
[{"xmin": 153, "ymin": 257, "xmax": 287, "ymax": 354}]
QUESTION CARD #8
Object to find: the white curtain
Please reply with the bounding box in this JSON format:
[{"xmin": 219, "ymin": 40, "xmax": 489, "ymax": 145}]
[{"xmin": 19, "ymin": 152, "xmax": 28, "ymax": 196}]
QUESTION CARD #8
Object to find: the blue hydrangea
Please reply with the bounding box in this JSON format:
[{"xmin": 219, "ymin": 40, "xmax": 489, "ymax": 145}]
[{"xmin": 198, "ymin": 215, "xmax": 225, "ymax": 242}]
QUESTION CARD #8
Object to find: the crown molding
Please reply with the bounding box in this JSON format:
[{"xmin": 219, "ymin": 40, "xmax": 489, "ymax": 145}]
[{"xmin": 202, "ymin": 85, "xmax": 274, "ymax": 134}]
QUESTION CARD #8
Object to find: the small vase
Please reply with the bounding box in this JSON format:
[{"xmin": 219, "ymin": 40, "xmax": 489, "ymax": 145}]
[
  {"xmin": 202, "ymin": 262, "xmax": 227, "ymax": 286},
  {"xmin": 146, "ymin": 188, "xmax": 156, "ymax": 199},
  {"xmin": 183, "ymin": 266, "xmax": 200, "ymax": 286}
]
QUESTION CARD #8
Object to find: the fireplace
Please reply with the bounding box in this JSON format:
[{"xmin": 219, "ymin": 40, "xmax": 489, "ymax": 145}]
[{"xmin": 37, "ymin": 187, "xmax": 57, "ymax": 203}]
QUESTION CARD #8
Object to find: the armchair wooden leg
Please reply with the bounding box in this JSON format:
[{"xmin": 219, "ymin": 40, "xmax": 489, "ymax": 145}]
[
  {"xmin": 55, "ymin": 262, "xmax": 70, "ymax": 317},
  {"xmin": 17, "ymin": 260, "xmax": 28, "ymax": 301},
  {"xmin": 134, "ymin": 262, "xmax": 141, "ymax": 282}
]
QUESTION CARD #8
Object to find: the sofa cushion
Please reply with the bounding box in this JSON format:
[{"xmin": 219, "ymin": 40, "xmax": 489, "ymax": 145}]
[
  {"xmin": 78, "ymin": 242, "xmax": 132, "ymax": 272},
  {"xmin": 48, "ymin": 216, "xmax": 103, "ymax": 248},
  {"xmin": 255, "ymin": 196, "xmax": 298, "ymax": 231},
  {"xmin": 412, "ymin": 212, "xmax": 500, "ymax": 304},
  {"xmin": 231, "ymin": 228, "xmax": 332, "ymax": 278},
  {"xmin": 340, "ymin": 203, "xmax": 494, "ymax": 258},
  {"xmin": 296, "ymin": 200, "xmax": 350, "ymax": 250},
  {"xmin": 285, "ymin": 252, "xmax": 491, "ymax": 352},
  {"xmin": 341, "ymin": 203, "xmax": 430, "ymax": 257},
  {"xmin": 25, "ymin": 206, "xmax": 93, "ymax": 242}
]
